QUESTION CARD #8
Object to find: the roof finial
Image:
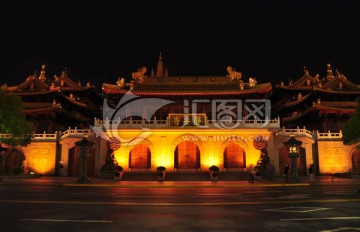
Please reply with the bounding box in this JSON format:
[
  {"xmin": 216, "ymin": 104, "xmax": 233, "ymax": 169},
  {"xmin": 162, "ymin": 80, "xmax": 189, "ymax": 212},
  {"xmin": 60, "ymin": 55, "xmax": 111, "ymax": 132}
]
[
  {"xmin": 304, "ymin": 66, "xmax": 309, "ymax": 76},
  {"xmin": 156, "ymin": 52, "xmax": 164, "ymax": 77},
  {"xmin": 326, "ymin": 63, "xmax": 334, "ymax": 79},
  {"xmin": 39, "ymin": 64, "xmax": 46, "ymax": 81}
]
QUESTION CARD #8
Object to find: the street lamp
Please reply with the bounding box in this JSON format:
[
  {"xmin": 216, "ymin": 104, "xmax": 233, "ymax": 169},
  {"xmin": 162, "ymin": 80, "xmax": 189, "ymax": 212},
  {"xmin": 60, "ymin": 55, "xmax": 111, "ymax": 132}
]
[
  {"xmin": 75, "ymin": 135, "xmax": 94, "ymax": 184},
  {"xmin": 283, "ymin": 134, "xmax": 303, "ymax": 183}
]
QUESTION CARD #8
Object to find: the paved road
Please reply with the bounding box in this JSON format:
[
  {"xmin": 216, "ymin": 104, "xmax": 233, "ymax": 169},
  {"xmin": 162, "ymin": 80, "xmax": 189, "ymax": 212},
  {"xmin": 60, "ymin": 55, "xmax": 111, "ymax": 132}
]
[{"xmin": 0, "ymin": 176, "xmax": 360, "ymax": 232}]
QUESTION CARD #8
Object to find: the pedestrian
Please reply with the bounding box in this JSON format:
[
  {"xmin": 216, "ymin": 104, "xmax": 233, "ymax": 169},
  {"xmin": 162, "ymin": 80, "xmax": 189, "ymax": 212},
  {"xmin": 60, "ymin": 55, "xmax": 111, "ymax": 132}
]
[
  {"xmin": 248, "ymin": 164, "xmax": 255, "ymax": 183},
  {"xmin": 284, "ymin": 163, "xmax": 290, "ymax": 183},
  {"xmin": 308, "ymin": 164, "xmax": 314, "ymax": 182}
]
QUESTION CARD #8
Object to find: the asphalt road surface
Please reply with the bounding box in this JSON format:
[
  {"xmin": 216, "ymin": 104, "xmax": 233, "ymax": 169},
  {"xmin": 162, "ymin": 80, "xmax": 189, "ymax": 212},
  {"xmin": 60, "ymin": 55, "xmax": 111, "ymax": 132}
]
[{"xmin": 0, "ymin": 177, "xmax": 360, "ymax": 232}]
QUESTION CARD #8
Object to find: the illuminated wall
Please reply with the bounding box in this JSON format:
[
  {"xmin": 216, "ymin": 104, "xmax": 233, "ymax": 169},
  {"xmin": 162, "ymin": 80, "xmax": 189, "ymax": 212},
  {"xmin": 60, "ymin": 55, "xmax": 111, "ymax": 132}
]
[
  {"xmin": 21, "ymin": 141, "xmax": 57, "ymax": 175},
  {"xmin": 111, "ymin": 128, "xmax": 274, "ymax": 172},
  {"xmin": 317, "ymin": 141, "xmax": 354, "ymax": 173}
]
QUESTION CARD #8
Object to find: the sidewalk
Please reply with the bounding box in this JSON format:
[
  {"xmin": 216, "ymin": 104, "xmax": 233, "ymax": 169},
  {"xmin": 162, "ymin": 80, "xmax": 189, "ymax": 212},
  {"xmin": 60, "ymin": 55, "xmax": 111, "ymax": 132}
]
[{"xmin": 1, "ymin": 175, "xmax": 359, "ymax": 188}]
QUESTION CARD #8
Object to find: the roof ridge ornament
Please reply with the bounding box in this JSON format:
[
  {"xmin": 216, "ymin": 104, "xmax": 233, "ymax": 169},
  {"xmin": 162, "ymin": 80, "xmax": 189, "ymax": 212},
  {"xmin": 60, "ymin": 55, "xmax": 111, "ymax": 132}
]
[
  {"xmin": 226, "ymin": 66, "xmax": 242, "ymax": 81},
  {"xmin": 304, "ymin": 66, "xmax": 309, "ymax": 76},
  {"xmin": 326, "ymin": 63, "xmax": 334, "ymax": 79},
  {"xmin": 39, "ymin": 64, "xmax": 46, "ymax": 81}
]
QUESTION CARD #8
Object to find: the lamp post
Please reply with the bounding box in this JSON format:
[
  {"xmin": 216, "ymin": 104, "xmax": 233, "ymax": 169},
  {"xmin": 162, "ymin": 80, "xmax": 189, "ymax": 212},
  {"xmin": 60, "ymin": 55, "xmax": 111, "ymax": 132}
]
[
  {"xmin": 75, "ymin": 135, "xmax": 94, "ymax": 184},
  {"xmin": 283, "ymin": 134, "xmax": 303, "ymax": 183}
]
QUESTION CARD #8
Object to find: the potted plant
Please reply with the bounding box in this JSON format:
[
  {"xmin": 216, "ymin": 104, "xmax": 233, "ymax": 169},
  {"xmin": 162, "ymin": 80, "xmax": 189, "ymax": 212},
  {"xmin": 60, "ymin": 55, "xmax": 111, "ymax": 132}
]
[
  {"xmin": 209, "ymin": 165, "xmax": 219, "ymax": 181},
  {"xmin": 113, "ymin": 165, "xmax": 124, "ymax": 181},
  {"xmin": 156, "ymin": 166, "xmax": 166, "ymax": 181}
]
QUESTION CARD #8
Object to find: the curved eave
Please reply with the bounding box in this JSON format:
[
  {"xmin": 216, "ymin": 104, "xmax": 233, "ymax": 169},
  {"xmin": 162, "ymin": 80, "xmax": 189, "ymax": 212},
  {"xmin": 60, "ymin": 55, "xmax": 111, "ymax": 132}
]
[
  {"xmin": 313, "ymin": 87, "xmax": 360, "ymax": 95},
  {"xmin": 24, "ymin": 105, "xmax": 61, "ymax": 114},
  {"xmin": 313, "ymin": 105, "xmax": 356, "ymax": 114},
  {"xmin": 59, "ymin": 86, "xmax": 96, "ymax": 92},
  {"xmin": 62, "ymin": 94, "xmax": 88, "ymax": 109},
  {"xmin": 13, "ymin": 89, "xmax": 59, "ymax": 96},
  {"xmin": 275, "ymin": 85, "xmax": 313, "ymax": 91},
  {"xmin": 282, "ymin": 107, "xmax": 313, "ymax": 122},
  {"xmin": 284, "ymin": 92, "xmax": 313, "ymax": 108}
]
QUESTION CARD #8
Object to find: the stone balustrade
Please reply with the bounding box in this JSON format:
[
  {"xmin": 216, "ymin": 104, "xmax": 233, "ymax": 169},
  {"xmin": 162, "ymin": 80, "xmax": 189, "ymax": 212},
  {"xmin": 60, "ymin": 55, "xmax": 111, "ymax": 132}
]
[{"xmin": 93, "ymin": 117, "xmax": 281, "ymax": 129}]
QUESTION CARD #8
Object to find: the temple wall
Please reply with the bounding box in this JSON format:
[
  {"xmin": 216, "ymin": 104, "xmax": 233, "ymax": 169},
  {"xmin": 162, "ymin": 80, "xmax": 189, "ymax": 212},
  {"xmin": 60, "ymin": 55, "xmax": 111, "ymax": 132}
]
[
  {"xmin": 21, "ymin": 141, "xmax": 57, "ymax": 175},
  {"xmin": 112, "ymin": 128, "xmax": 275, "ymax": 172},
  {"xmin": 3, "ymin": 128, "xmax": 358, "ymax": 177},
  {"xmin": 317, "ymin": 140, "xmax": 354, "ymax": 174}
]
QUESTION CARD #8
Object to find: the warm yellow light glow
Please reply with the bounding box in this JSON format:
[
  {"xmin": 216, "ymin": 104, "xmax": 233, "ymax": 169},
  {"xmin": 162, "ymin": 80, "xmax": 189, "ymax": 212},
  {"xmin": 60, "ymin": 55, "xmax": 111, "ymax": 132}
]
[{"xmin": 108, "ymin": 129, "xmax": 273, "ymax": 172}]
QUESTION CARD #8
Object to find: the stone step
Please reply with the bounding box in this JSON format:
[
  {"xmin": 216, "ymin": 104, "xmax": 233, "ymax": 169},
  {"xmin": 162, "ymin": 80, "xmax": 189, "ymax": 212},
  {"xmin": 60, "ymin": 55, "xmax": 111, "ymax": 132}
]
[{"xmin": 120, "ymin": 172, "xmax": 249, "ymax": 181}]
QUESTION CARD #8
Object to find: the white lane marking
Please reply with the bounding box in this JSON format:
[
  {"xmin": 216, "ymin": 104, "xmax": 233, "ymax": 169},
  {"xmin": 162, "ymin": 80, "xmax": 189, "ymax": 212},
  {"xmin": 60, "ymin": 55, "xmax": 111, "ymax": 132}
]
[
  {"xmin": 280, "ymin": 217, "xmax": 360, "ymax": 221},
  {"xmin": 264, "ymin": 206, "xmax": 332, "ymax": 213},
  {"xmin": 19, "ymin": 219, "xmax": 113, "ymax": 223},
  {"xmin": 321, "ymin": 227, "xmax": 360, "ymax": 232},
  {"xmin": 196, "ymin": 193, "xmax": 241, "ymax": 196}
]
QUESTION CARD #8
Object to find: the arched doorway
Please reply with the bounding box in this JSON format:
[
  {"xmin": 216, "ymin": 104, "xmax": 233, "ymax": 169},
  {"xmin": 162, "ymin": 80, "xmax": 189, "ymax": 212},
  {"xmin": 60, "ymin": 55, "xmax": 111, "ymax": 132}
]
[
  {"xmin": 174, "ymin": 141, "xmax": 200, "ymax": 170},
  {"xmin": 129, "ymin": 144, "xmax": 151, "ymax": 169},
  {"xmin": 223, "ymin": 142, "xmax": 246, "ymax": 169},
  {"xmin": 279, "ymin": 145, "xmax": 306, "ymax": 176},
  {"xmin": 352, "ymin": 149, "xmax": 360, "ymax": 172},
  {"xmin": 3, "ymin": 149, "xmax": 25, "ymax": 174},
  {"xmin": 68, "ymin": 146, "xmax": 95, "ymax": 177}
]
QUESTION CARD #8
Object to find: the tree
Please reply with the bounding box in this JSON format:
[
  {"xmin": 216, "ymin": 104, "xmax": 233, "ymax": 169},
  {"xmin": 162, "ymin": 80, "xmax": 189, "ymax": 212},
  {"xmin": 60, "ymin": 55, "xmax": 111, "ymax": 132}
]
[
  {"xmin": 0, "ymin": 90, "xmax": 33, "ymax": 146},
  {"xmin": 342, "ymin": 97, "xmax": 360, "ymax": 149}
]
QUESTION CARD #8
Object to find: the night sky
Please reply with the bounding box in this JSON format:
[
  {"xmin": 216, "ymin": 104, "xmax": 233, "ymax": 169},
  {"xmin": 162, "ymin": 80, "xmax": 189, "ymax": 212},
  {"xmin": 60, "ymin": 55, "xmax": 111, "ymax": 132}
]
[{"xmin": 1, "ymin": 1, "xmax": 359, "ymax": 91}]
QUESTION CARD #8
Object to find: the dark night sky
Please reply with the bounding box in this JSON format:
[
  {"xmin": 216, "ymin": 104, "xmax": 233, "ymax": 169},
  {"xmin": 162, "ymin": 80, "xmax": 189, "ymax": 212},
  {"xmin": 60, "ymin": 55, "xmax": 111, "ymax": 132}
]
[{"xmin": 1, "ymin": 1, "xmax": 359, "ymax": 91}]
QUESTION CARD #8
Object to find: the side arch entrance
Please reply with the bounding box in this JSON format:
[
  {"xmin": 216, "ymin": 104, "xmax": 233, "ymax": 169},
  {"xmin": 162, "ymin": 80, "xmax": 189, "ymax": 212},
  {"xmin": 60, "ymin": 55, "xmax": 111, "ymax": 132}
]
[{"xmin": 352, "ymin": 149, "xmax": 360, "ymax": 172}]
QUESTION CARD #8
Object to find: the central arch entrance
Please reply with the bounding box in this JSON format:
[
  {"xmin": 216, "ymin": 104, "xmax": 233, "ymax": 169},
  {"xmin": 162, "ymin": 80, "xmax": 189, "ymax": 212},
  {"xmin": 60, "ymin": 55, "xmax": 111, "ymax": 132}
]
[
  {"xmin": 223, "ymin": 142, "xmax": 246, "ymax": 169},
  {"xmin": 174, "ymin": 141, "xmax": 200, "ymax": 170}
]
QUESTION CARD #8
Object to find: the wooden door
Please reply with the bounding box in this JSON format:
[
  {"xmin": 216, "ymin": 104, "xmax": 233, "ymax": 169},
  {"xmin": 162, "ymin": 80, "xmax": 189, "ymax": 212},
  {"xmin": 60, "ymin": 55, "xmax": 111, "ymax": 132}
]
[
  {"xmin": 352, "ymin": 149, "xmax": 360, "ymax": 172},
  {"xmin": 223, "ymin": 143, "xmax": 245, "ymax": 168},
  {"xmin": 130, "ymin": 144, "xmax": 150, "ymax": 168},
  {"xmin": 176, "ymin": 141, "xmax": 199, "ymax": 169}
]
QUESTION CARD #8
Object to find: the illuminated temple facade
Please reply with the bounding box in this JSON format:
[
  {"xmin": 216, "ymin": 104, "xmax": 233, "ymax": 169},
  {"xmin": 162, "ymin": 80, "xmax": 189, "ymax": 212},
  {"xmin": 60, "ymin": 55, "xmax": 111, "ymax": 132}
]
[{"xmin": 1, "ymin": 56, "xmax": 360, "ymax": 177}]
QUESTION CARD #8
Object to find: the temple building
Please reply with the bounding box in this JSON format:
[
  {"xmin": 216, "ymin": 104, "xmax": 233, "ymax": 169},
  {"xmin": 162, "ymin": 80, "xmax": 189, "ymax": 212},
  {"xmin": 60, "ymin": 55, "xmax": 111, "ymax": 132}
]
[
  {"xmin": 1, "ymin": 65, "xmax": 103, "ymax": 133},
  {"xmin": 98, "ymin": 53, "xmax": 277, "ymax": 173},
  {"xmin": 1, "ymin": 57, "xmax": 359, "ymax": 178},
  {"xmin": 271, "ymin": 64, "xmax": 360, "ymax": 132}
]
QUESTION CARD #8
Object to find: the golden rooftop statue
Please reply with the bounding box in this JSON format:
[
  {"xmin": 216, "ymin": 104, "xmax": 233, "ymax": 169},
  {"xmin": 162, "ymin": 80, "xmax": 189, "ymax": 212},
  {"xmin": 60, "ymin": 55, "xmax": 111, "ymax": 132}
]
[
  {"xmin": 326, "ymin": 63, "xmax": 334, "ymax": 79},
  {"xmin": 227, "ymin": 66, "xmax": 242, "ymax": 80},
  {"xmin": 116, "ymin": 77, "xmax": 125, "ymax": 87},
  {"xmin": 132, "ymin": 66, "xmax": 147, "ymax": 82},
  {"xmin": 39, "ymin": 64, "xmax": 46, "ymax": 81}
]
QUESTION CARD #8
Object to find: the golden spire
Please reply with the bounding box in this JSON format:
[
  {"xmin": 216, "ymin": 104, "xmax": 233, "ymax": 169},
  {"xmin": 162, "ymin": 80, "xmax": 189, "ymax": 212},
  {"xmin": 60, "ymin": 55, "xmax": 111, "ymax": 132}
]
[
  {"xmin": 151, "ymin": 67, "xmax": 155, "ymax": 77},
  {"xmin": 156, "ymin": 52, "xmax": 164, "ymax": 78}
]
